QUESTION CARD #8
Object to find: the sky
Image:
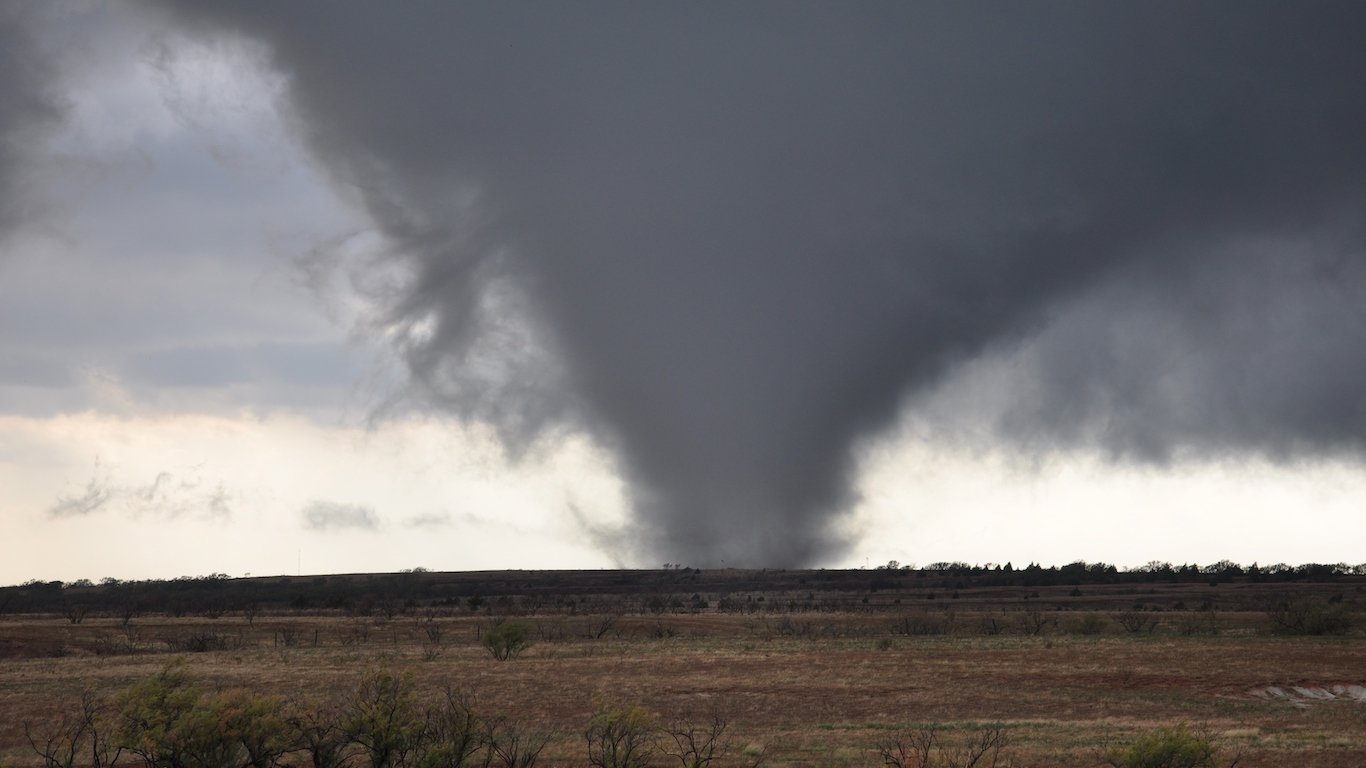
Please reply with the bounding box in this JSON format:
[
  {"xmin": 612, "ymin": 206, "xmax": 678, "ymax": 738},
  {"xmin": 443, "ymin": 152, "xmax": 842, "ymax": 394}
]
[{"xmin": 2, "ymin": 2, "xmax": 1364, "ymax": 584}]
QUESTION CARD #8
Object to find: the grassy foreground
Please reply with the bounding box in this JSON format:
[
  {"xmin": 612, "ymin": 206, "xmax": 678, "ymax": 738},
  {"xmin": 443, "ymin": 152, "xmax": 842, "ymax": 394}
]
[{"xmin": 0, "ymin": 611, "xmax": 1362, "ymax": 767}]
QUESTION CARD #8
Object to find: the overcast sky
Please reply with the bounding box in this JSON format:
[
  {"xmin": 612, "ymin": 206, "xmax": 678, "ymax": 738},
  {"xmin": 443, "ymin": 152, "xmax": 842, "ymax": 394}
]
[{"xmin": 2, "ymin": 2, "xmax": 1364, "ymax": 584}]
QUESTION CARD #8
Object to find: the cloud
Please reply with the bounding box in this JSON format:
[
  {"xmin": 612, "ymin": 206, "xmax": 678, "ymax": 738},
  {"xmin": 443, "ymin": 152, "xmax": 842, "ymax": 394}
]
[
  {"xmin": 0, "ymin": 6, "xmax": 63, "ymax": 243},
  {"xmin": 0, "ymin": 5, "xmax": 379, "ymax": 421},
  {"xmin": 46, "ymin": 465, "xmax": 231, "ymax": 521},
  {"xmin": 47, "ymin": 478, "xmax": 113, "ymax": 518},
  {"xmin": 302, "ymin": 500, "xmax": 378, "ymax": 532},
  {"xmin": 146, "ymin": 3, "xmax": 1366, "ymax": 567},
  {"xmin": 404, "ymin": 512, "xmax": 450, "ymax": 529},
  {"xmin": 906, "ymin": 230, "xmax": 1366, "ymax": 464}
]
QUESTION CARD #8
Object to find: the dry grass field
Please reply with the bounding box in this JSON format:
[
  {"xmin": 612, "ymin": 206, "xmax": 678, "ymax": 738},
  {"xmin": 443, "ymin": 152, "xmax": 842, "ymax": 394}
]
[{"xmin": 1, "ymin": 607, "xmax": 1363, "ymax": 767}]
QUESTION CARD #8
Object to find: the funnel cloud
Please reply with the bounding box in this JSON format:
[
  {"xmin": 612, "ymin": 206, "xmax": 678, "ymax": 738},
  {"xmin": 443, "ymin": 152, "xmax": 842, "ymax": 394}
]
[{"xmin": 146, "ymin": 3, "xmax": 1366, "ymax": 566}]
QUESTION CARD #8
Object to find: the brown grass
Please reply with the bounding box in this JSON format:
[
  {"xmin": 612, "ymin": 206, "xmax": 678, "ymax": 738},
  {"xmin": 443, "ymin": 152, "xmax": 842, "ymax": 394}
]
[{"xmin": 0, "ymin": 614, "xmax": 1362, "ymax": 767}]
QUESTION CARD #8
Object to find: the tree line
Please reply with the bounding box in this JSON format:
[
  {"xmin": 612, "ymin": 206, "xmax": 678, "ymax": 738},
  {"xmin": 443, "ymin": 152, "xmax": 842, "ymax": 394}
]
[{"xmin": 2, "ymin": 562, "xmax": 1362, "ymax": 621}]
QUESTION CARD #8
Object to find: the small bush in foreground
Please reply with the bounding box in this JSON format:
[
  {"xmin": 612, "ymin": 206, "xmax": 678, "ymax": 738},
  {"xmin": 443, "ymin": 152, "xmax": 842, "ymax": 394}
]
[
  {"xmin": 656, "ymin": 712, "xmax": 730, "ymax": 768},
  {"xmin": 342, "ymin": 670, "xmax": 422, "ymax": 768},
  {"xmin": 1104, "ymin": 723, "xmax": 1235, "ymax": 768},
  {"xmin": 585, "ymin": 700, "xmax": 655, "ymax": 768},
  {"xmin": 878, "ymin": 725, "xmax": 1010, "ymax": 768},
  {"xmin": 41, "ymin": 667, "xmax": 545, "ymax": 768},
  {"xmin": 25, "ymin": 690, "xmax": 121, "ymax": 768}
]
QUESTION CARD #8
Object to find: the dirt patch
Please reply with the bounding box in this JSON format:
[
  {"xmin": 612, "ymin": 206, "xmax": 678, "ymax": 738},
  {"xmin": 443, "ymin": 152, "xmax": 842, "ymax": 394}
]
[{"xmin": 1250, "ymin": 684, "xmax": 1366, "ymax": 707}]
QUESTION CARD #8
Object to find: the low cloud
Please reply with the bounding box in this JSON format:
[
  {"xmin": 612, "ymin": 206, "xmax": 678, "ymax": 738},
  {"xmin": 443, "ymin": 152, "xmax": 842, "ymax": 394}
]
[
  {"xmin": 302, "ymin": 500, "xmax": 378, "ymax": 531},
  {"xmin": 47, "ymin": 466, "xmax": 231, "ymax": 520},
  {"xmin": 47, "ymin": 478, "xmax": 112, "ymax": 517},
  {"xmin": 405, "ymin": 512, "xmax": 450, "ymax": 529}
]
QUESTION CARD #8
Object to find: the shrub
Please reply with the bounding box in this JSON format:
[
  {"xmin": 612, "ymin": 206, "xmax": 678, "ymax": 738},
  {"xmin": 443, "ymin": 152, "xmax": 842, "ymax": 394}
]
[
  {"xmin": 1115, "ymin": 611, "xmax": 1158, "ymax": 634},
  {"xmin": 1265, "ymin": 596, "xmax": 1353, "ymax": 635},
  {"xmin": 1074, "ymin": 614, "xmax": 1109, "ymax": 635},
  {"xmin": 878, "ymin": 725, "xmax": 1010, "ymax": 768},
  {"xmin": 26, "ymin": 690, "xmax": 121, "ymax": 768},
  {"xmin": 585, "ymin": 701, "xmax": 655, "ymax": 768},
  {"xmin": 342, "ymin": 670, "xmax": 423, "ymax": 768},
  {"xmin": 1104, "ymin": 724, "xmax": 1225, "ymax": 768},
  {"xmin": 415, "ymin": 688, "xmax": 483, "ymax": 768},
  {"xmin": 114, "ymin": 665, "xmax": 290, "ymax": 768},
  {"xmin": 483, "ymin": 622, "xmax": 531, "ymax": 661},
  {"xmin": 217, "ymin": 690, "xmax": 292, "ymax": 768},
  {"xmin": 484, "ymin": 717, "xmax": 550, "ymax": 768},
  {"xmin": 286, "ymin": 704, "xmax": 351, "ymax": 768},
  {"xmin": 656, "ymin": 712, "xmax": 729, "ymax": 768},
  {"xmin": 115, "ymin": 664, "xmax": 237, "ymax": 768},
  {"xmin": 40, "ymin": 666, "xmax": 556, "ymax": 768}
]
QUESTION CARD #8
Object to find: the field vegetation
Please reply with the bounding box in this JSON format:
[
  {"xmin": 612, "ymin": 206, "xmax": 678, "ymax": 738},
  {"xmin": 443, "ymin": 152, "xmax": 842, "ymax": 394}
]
[{"xmin": 1, "ymin": 564, "xmax": 1362, "ymax": 766}]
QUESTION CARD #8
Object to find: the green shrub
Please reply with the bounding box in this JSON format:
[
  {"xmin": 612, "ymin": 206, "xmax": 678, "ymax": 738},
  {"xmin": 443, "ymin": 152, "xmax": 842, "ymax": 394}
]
[
  {"xmin": 217, "ymin": 690, "xmax": 292, "ymax": 768},
  {"xmin": 482, "ymin": 622, "xmax": 531, "ymax": 661},
  {"xmin": 342, "ymin": 670, "xmax": 423, "ymax": 768},
  {"xmin": 285, "ymin": 705, "xmax": 351, "ymax": 768},
  {"xmin": 584, "ymin": 700, "xmax": 655, "ymax": 768},
  {"xmin": 414, "ymin": 688, "xmax": 483, "ymax": 768},
  {"xmin": 116, "ymin": 664, "xmax": 234, "ymax": 768},
  {"xmin": 42, "ymin": 666, "xmax": 555, "ymax": 768},
  {"xmin": 115, "ymin": 661, "xmax": 296, "ymax": 765},
  {"xmin": 114, "ymin": 664, "xmax": 292, "ymax": 768},
  {"xmin": 1104, "ymin": 724, "xmax": 1222, "ymax": 768}
]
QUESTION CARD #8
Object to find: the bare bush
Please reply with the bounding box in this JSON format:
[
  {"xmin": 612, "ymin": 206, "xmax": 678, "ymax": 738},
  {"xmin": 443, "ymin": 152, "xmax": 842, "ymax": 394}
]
[
  {"xmin": 26, "ymin": 690, "xmax": 122, "ymax": 768},
  {"xmin": 1017, "ymin": 610, "xmax": 1055, "ymax": 636},
  {"xmin": 415, "ymin": 688, "xmax": 483, "ymax": 768},
  {"xmin": 879, "ymin": 726, "xmax": 1010, "ymax": 768},
  {"xmin": 657, "ymin": 712, "xmax": 729, "ymax": 768},
  {"xmin": 585, "ymin": 614, "xmax": 619, "ymax": 640},
  {"xmin": 286, "ymin": 704, "xmax": 352, "ymax": 768},
  {"xmin": 1264, "ymin": 596, "xmax": 1353, "ymax": 636},
  {"xmin": 1115, "ymin": 611, "xmax": 1158, "ymax": 634},
  {"xmin": 164, "ymin": 632, "xmax": 236, "ymax": 653},
  {"xmin": 484, "ymin": 718, "xmax": 549, "ymax": 768}
]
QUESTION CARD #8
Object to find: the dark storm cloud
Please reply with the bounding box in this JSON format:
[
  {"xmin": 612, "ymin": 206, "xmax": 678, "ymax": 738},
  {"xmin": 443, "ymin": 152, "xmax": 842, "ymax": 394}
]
[
  {"xmin": 149, "ymin": 2, "xmax": 1366, "ymax": 565},
  {"xmin": 960, "ymin": 234, "xmax": 1366, "ymax": 463},
  {"xmin": 0, "ymin": 6, "xmax": 62, "ymax": 241}
]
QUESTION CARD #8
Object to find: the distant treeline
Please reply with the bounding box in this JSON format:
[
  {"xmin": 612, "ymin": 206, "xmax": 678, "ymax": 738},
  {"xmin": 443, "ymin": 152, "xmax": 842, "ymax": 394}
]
[
  {"xmin": 878, "ymin": 559, "xmax": 1366, "ymax": 584},
  {"xmin": 1, "ymin": 561, "xmax": 1362, "ymax": 621}
]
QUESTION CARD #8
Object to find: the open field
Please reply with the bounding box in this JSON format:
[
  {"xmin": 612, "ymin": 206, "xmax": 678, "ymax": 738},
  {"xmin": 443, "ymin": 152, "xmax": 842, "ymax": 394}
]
[{"xmin": 1, "ymin": 570, "xmax": 1363, "ymax": 766}]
